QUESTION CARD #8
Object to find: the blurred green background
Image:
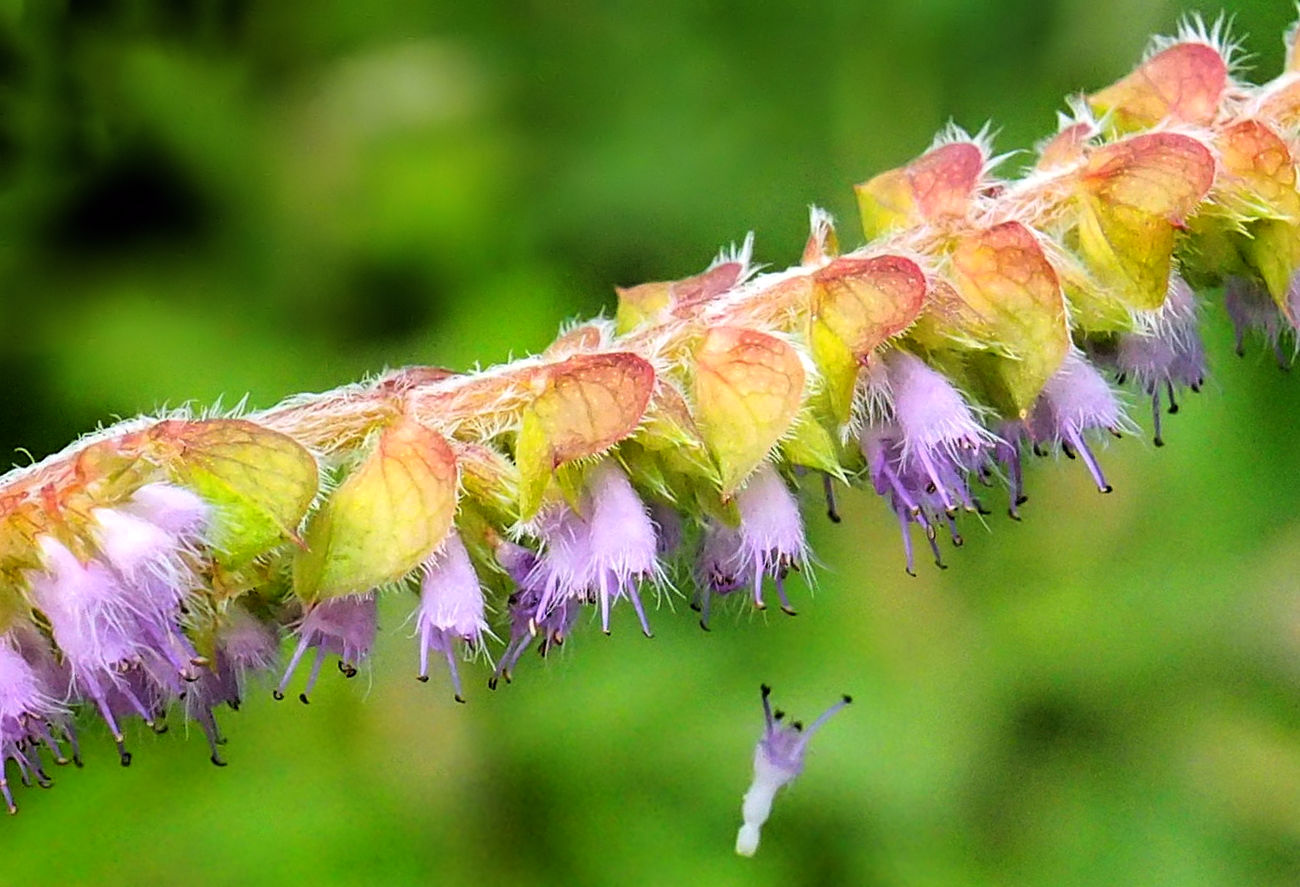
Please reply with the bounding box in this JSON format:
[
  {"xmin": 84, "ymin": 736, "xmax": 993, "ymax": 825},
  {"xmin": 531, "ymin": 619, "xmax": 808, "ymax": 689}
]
[{"xmin": 1, "ymin": 1, "xmax": 1299, "ymax": 884}]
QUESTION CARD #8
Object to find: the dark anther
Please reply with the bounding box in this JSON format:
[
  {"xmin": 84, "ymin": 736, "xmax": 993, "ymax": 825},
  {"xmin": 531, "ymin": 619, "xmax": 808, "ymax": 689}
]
[
  {"xmin": 487, "ymin": 677, "xmax": 499, "ymax": 691},
  {"xmin": 416, "ymin": 675, "xmax": 429, "ymax": 683},
  {"xmin": 780, "ymin": 605, "xmax": 798, "ymax": 616},
  {"xmin": 1061, "ymin": 442, "xmax": 1077, "ymax": 460},
  {"xmin": 272, "ymin": 690, "xmax": 285, "ymax": 701},
  {"xmin": 1101, "ymin": 484, "xmax": 1114, "ymax": 494},
  {"xmin": 298, "ymin": 693, "xmax": 311, "ymax": 705},
  {"xmin": 760, "ymin": 684, "xmax": 772, "ymax": 697},
  {"xmin": 774, "ymin": 709, "xmax": 785, "ymax": 721},
  {"xmin": 454, "ymin": 695, "xmax": 466, "ymax": 704},
  {"xmin": 842, "ymin": 694, "xmax": 853, "ymax": 704},
  {"xmin": 1154, "ymin": 435, "xmax": 1164, "ymax": 447},
  {"xmin": 792, "ymin": 721, "xmax": 804, "ymax": 731},
  {"xmin": 211, "ymin": 754, "xmax": 228, "ymax": 768}
]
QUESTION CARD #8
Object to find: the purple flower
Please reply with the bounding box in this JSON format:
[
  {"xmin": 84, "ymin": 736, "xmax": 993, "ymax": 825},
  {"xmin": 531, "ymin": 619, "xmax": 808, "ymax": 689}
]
[
  {"xmin": 884, "ymin": 349, "xmax": 991, "ymax": 513},
  {"xmin": 489, "ymin": 540, "xmax": 576, "ymax": 689},
  {"xmin": 28, "ymin": 536, "xmax": 173, "ymax": 762},
  {"xmin": 187, "ymin": 605, "xmax": 279, "ymax": 765},
  {"xmin": 530, "ymin": 461, "xmax": 659, "ymax": 637},
  {"xmin": 415, "ymin": 531, "xmax": 490, "ymax": 702},
  {"xmin": 1027, "ymin": 350, "xmax": 1124, "ymax": 493},
  {"xmin": 1111, "ymin": 272, "xmax": 1207, "ymax": 446},
  {"xmin": 858, "ymin": 351, "xmax": 993, "ymax": 573},
  {"xmin": 735, "ymin": 684, "xmax": 851, "ymax": 857},
  {"xmin": 693, "ymin": 462, "xmax": 806, "ymax": 628},
  {"xmin": 0, "ymin": 631, "xmax": 69, "ymax": 814},
  {"xmin": 692, "ymin": 520, "xmax": 745, "ymax": 630},
  {"xmin": 1224, "ymin": 275, "xmax": 1294, "ymax": 367},
  {"xmin": 91, "ymin": 504, "xmax": 204, "ymax": 679},
  {"xmin": 649, "ymin": 501, "xmax": 684, "ymax": 557},
  {"xmin": 122, "ymin": 482, "xmax": 210, "ymax": 538},
  {"xmin": 274, "ymin": 594, "xmax": 377, "ymax": 704}
]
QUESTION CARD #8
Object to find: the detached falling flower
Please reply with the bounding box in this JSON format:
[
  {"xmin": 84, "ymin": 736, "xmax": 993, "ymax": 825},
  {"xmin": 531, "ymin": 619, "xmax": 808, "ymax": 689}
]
[{"xmin": 735, "ymin": 685, "xmax": 851, "ymax": 857}]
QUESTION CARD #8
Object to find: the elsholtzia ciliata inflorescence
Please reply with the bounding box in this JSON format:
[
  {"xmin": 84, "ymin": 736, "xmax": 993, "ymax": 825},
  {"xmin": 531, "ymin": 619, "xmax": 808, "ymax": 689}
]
[{"xmin": 0, "ymin": 16, "xmax": 1298, "ymax": 819}]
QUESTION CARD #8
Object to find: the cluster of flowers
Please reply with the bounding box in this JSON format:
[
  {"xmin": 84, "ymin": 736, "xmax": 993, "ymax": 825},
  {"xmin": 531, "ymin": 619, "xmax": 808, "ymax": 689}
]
[{"xmin": 0, "ymin": 16, "xmax": 1298, "ymax": 815}]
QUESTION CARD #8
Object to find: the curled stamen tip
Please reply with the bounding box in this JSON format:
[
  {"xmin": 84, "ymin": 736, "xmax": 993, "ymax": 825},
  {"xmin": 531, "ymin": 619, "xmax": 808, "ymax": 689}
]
[
  {"xmin": 272, "ymin": 690, "xmax": 285, "ymax": 701},
  {"xmin": 1015, "ymin": 495, "xmax": 1029, "ymax": 506},
  {"xmin": 688, "ymin": 602, "xmax": 701, "ymax": 612},
  {"xmin": 952, "ymin": 536, "xmax": 964, "ymax": 547},
  {"xmin": 1100, "ymin": 485, "xmax": 1114, "ymax": 494},
  {"xmin": 792, "ymin": 720, "xmax": 804, "ymax": 731},
  {"xmin": 1154, "ymin": 436, "xmax": 1165, "ymax": 447},
  {"xmin": 641, "ymin": 629, "xmax": 654, "ymax": 639},
  {"xmin": 1167, "ymin": 404, "xmax": 1179, "ymax": 415},
  {"xmin": 602, "ymin": 629, "xmax": 612, "ymax": 637},
  {"xmin": 487, "ymin": 678, "xmax": 498, "ymax": 691},
  {"xmin": 760, "ymin": 684, "xmax": 772, "ymax": 697},
  {"xmin": 780, "ymin": 606, "xmax": 798, "ymax": 616},
  {"xmin": 152, "ymin": 723, "xmax": 169, "ymax": 735},
  {"xmin": 826, "ymin": 509, "xmax": 842, "ymax": 524},
  {"xmin": 298, "ymin": 693, "xmax": 311, "ymax": 705},
  {"xmin": 416, "ymin": 674, "xmax": 429, "ymax": 683},
  {"xmin": 210, "ymin": 754, "xmax": 228, "ymax": 768},
  {"xmin": 1007, "ymin": 510, "xmax": 1021, "ymax": 522},
  {"xmin": 842, "ymin": 694, "xmax": 853, "ymax": 704},
  {"xmin": 454, "ymin": 694, "xmax": 466, "ymax": 704},
  {"xmin": 773, "ymin": 709, "xmax": 785, "ymax": 720},
  {"xmin": 753, "ymin": 601, "xmax": 766, "ymax": 611},
  {"xmin": 699, "ymin": 619, "xmax": 711, "ymax": 632},
  {"xmin": 905, "ymin": 567, "xmax": 917, "ymax": 577}
]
